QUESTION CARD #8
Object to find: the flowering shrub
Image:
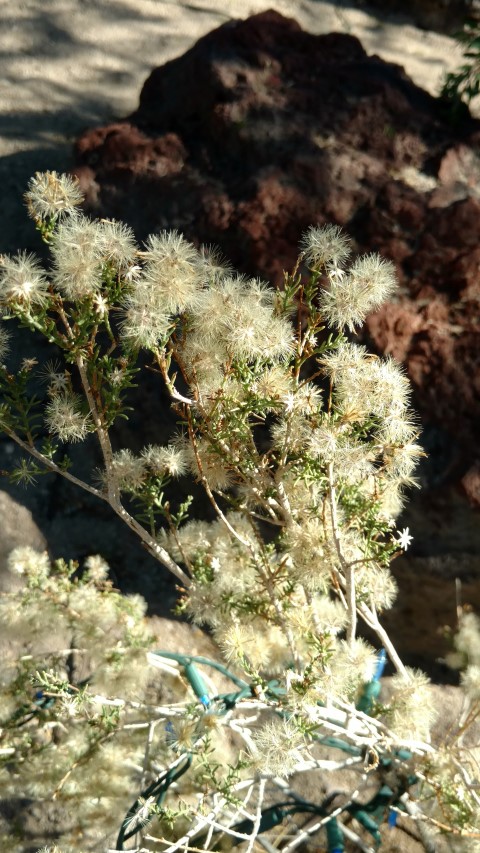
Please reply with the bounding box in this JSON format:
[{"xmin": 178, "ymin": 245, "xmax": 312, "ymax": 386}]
[{"xmin": 0, "ymin": 172, "xmax": 479, "ymax": 851}]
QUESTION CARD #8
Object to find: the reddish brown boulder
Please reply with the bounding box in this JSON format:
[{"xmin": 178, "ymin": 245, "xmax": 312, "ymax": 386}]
[
  {"xmin": 74, "ymin": 9, "xmax": 463, "ymax": 273},
  {"xmin": 73, "ymin": 9, "xmax": 480, "ymax": 483},
  {"xmin": 73, "ymin": 9, "xmax": 480, "ymax": 673}
]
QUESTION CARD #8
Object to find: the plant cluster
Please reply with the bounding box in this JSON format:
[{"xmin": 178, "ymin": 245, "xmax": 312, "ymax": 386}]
[
  {"xmin": 441, "ymin": 18, "xmax": 480, "ymax": 116},
  {"xmin": 0, "ymin": 172, "xmax": 478, "ymax": 852}
]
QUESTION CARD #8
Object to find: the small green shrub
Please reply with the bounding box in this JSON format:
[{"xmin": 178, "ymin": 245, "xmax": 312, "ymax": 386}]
[{"xmin": 441, "ymin": 18, "xmax": 480, "ymax": 116}]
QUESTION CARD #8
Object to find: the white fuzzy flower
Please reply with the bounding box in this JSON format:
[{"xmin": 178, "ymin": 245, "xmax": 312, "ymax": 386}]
[
  {"xmin": 84, "ymin": 554, "xmax": 110, "ymax": 583},
  {"xmin": 322, "ymin": 344, "xmax": 411, "ymax": 424},
  {"xmin": 197, "ymin": 244, "xmax": 233, "ymax": 283},
  {"xmin": 8, "ymin": 546, "xmax": 50, "ymax": 580},
  {"xmin": 453, "ymin": 612, "xmax": 480, "ymax": 667},
  {"xmin": 45, "ymin": 393, "xmax": 90, "ymax": 442},
  {"xmin": 24, "ymin": 170, "xmax": 84, "ymax": 220},
  {"xmin": 190, "ymin": 275, "xmax": 293, "ymax": 362},
  {"xmin": 93, "ymin": 294, "xmax": 109, "ymax": 318},
  {"xmin": 320, "ymin": 254, "xmax": 397, "ymax": 332},
  {"xmin": 0, "ymin": 252, "xmax": 50, "ymax": 306},
  {"xmin": 141, "ymin": 443, "xmax": 189, "ymax": 478},
  {"xmin": 110, "ymin": 449, "xmax": 146, "ymax": 492},
  {"xmin": 461, "ymin": 664, "xmax": 480, "ymax": 701},
  {"xmin": 251, "ymin": 717, "xmax": 304, "ymax": 777},
  {"xmin": 51, "ymin": 215, "xmax": 104, "ymax": 300},
  {"xmin": 120, "ymin": 284, "xmax": 172, "ymax": 350},
  {"xmin": 185, "ymin": 438, "xmax": 233, "ymax": 490},
  {"xmin": 125, "ymin": 263, "xmax": 142, "ymax": 282},
  {"xmin": 300, "ymin": 224, "xmax": 352, "ymax": 269},
  {"xmin": 98, "ymin": 219, "xmax": 137, "ymax": 269},
  {"xmin": 141, "ymin": 230, "xmax": 201, "ymax": 312},
  {"xmin": 388, "ymin": 668, "xmax": 435, "ymax": 741}
]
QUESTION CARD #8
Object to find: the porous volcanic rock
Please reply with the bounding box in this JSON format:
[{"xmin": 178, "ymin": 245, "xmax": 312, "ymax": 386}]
[{"xmin": 73, "ymin": 9, "xmax": 480, "ymax": 673}]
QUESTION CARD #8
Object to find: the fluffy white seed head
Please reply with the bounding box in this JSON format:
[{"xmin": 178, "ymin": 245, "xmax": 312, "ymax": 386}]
[
  {"xmin": 329, "ymin": 438, "xmax": 374, "ymax": 484},
  {"xmin": 322, "ymin": 344, "xmax": 410, "ymax": 422},
  {"xmin": 284, "ymin": 518, "xmax": 331, "ymax": 589},
  {"xmin": 388, "ymin": 668, "xmax": 435, "ymax": 741},
  {"xmin": 197, "ymin": 244, "xmax": 233, "ymax": 283},
  {"xmin": 179, "ymin": 332, "xmax": 228, "ymax": 397},
  {"xmin": 166, "ymin": 518, "xmax": 213, "ymax": 563},
  {"xmin": 349, "ymin": 253, "xmax": 397, "ymax": 307},
  {"xmin": 141, "ymin": 231, "xmax": 201, "ymax": 312},
  {"xmin": 217, "ymin": 621, "xmax": 271, "ymax": 670},
  {"xmin": 51, "ymin": 215, "xmax": 104, "ymax": 300},
  {"xmin": 321, "ymin": 341, "xmax": 370, "ymax": 383},
  {"xmin": 452, "ymin": 612, "xmax": 480, "ymax": 667},
  {"xmin": 461, "ymin": 664, "xmax": 480, "ymax": 701},
  {"xmin": 288, "ymin": 595, "xmax": 347, "ymax": 637},
  {"xmin": 7, "ymin": 546, "xmax": 50, "ymax": 581},
  {"xmin": 45, "ymin": 393, "xmax": 90, "ymax": 442},
  {"xmin": 300, "ymin": 224, "xmax": 352, "ymax": 270},
  {"xmin": 282, "ymin": 382, "xmax": 323, "ymax": 416},
  {"xmin": 377, "ymin": 477, "xmax": 406, "ymax": 520},
  {"xmin": 307, "ymin": 424, "xmax": 339, "ymax": 461},
  {"xmin": 319, "ymin": 254, "xmax": 397, "ymax": 332},
  {"xmin": 356, "ymin": 564, "xmax": 398, "ymax": 611},
  {"xmin": 189, "ymin": 277, "xmax": 243, "ymax": 343},
  {"xmin": 224, "ymin": 310, "xmax": 294, "ymax": 362},
  {"xmin": 84, "ymin": 554, "xmax": 110, "ymax": 583},
  {"xmin": 383, "ymin": 442, "xmax": 424, "ymax": 480},
  {"xmin": 185, "ymin": 438, "xmax": 233, "ymax": 490},
  {"xmin": 120, "ymin": 287, "xmax": 172, "ymax": 349},
  {"xmin": 270, "ymin": 413, "xmax": 311, "ymax": 456},
  {"xmin": 334, "ymin": 638, "xmax": 378, "ymax": 696},
  {"xmin": 25, "ymin": 171, "xmax": 84, "ymax": 221},
  {"xmin": 189, "ymin": 275, "xmax": 293, "ymax": 363},
  {"xmin": 250, "ymin": 717, "xmax": 304, "ymax": 777},
  {"xmin": 98, "ymin": 219, "xmax": 138, "ymax": 269},
  {"xmin": 109, "ymin": 449, "xmax": 146, "ymax": 492},
  {"xmin": 252, "ymin": 365, "xmax": 294, "ymax": 404},
  {"xmin": 141, "ymin": 443, "xmax": 189, "ymax": 478},
  {"xmin": 0, "ymin": 252, "xmax": 50, "ymax": 307},
  {"xmin": 379, "ymin": 413, "xmax": 419, "ymax": 445}
]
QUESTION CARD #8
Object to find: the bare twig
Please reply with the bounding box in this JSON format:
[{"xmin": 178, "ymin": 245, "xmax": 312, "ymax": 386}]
[{"xmin": 327, "ymin": 461, "xmax": 356, "ymax": 646}]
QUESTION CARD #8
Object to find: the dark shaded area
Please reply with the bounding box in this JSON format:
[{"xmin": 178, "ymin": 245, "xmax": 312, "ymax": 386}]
[{"xmin": 0, "ymin": 322, "xmax": 189, "ymax": 616}]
